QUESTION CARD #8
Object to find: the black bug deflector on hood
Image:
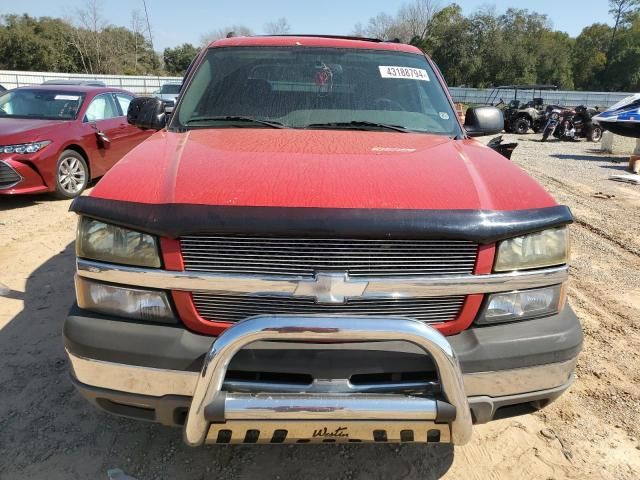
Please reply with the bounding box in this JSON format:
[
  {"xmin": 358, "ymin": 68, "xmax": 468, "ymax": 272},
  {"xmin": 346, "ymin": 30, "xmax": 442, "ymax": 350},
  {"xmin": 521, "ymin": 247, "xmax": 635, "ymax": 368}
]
[{"xmin": 70, "ymin": 197, "xmax": 573, "ymax": 244}]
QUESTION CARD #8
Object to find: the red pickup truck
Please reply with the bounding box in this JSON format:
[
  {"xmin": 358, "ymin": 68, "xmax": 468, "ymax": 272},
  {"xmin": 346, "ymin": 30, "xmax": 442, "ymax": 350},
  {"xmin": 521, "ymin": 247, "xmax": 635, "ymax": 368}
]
[{"xmin": 63, "ymin": 35, "xmax": 582, "ymax": 446}]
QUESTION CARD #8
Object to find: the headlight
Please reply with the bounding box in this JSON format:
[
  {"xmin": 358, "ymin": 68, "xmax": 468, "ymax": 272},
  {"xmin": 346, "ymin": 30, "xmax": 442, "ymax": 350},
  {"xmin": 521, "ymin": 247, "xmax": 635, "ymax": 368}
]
[
  {"xmin": 477, "ymin": 284, "xmax": 566, "ymax": 325},
  {"xmin": 0, "ymin": 141, "xmax": 51, "ymax": 154},
  {"xmin": 494, "ymin": 227, "xmax": 568, "ymax": 272},
  {"xmin": 76, "ymin": 217, "xmax": 161, "ymax": 268},
  {"xmin": 75, "ymin": 276, "xmax": 176, "ymax": 323}
]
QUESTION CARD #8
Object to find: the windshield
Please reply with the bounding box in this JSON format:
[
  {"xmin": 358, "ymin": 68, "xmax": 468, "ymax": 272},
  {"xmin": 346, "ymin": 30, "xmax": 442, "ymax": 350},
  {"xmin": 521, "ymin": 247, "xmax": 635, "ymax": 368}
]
[
  {"xmin": 0, "ymin": 89, "xmax": 85, "ymax": 120},
  {"xmin": 174, "ymin": 47, "xmax": 460, "ymax": 136},
  {"xmin": 160, "ymin": 84, "xmax": 181, "ymax": 94}
]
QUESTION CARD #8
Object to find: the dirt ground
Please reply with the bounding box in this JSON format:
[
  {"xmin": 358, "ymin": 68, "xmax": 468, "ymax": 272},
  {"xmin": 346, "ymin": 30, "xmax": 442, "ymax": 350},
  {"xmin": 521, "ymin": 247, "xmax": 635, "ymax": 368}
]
[{"xmin": 1, "ymin": 134, "xmax": 639, "ymax": 480}]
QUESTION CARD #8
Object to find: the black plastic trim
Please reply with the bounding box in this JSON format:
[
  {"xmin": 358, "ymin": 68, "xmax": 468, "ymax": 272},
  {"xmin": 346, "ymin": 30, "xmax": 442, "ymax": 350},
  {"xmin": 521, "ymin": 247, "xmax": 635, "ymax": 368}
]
[
  {"xmin": 435, "ymin": 400, "xmax": 457, "ymax": 423},
  {"xmin": 64, "ymin": 305, "xmax": 582, "ymax": 376},
  {"xmin": 70, "ymin": 197, "xmax": 573, "ymax": 244},
  {"xmin": 467, "ymin": 380, "xmax": 571, "ymax": 424},
  {"xmin": 64, "ymin": 306, "xmax": 213, "ymax": 371},
  {"xmin": 70, "ymin": 374, "xmax": 573, "ymax": 427},
  {"xmin": 71, "ymin": 376, "xmax": 190, "ymax": 427},
  {"xmin": 204, "ymin": 391, "xmax": 227, "ymax": 423}
]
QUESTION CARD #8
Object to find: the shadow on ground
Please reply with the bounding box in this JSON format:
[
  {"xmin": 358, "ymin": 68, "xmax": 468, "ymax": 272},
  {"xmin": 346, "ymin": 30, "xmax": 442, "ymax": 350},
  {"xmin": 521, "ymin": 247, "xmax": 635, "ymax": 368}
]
[
  {"xmin": 551, "ymin": 153, "xmax": 625, "ymax": 162},
  {"xmin": 600, "ymin": 164, "xmax": 632, "ymax": 172},
  {"xmin": 0, "ymin": 182, "xmax": 98, "ymax": 213},
  {"xmin": 0, "ymin": 194, "xmax": 54, "ymax": 212},
  {"xmin": 0, "ymin": 243, "xmax": 455, "ymax": 480}
]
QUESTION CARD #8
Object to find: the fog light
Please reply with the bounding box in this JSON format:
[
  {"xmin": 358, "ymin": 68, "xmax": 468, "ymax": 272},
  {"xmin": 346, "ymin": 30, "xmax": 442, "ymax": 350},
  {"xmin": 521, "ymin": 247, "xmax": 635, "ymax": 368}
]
[
  {"xmin": 75, "ymin": 276, "xmax": 176, "ymax": 324},
  {"xmin": 477, "ymin": 284, "xmax": 565, "ymax": 325}
]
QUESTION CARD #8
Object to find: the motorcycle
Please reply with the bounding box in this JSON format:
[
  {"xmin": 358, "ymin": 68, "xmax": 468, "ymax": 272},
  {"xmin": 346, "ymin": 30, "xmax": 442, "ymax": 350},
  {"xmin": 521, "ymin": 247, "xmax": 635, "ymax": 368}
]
[
  {"xmin": 573, "ymin": 105, "xmax": 603, "ymax": 142},
  {"xmin": 541, "ymin": 106, "xmax": 567, "ymax": 141},
  {"xmin": 541, "ymin": 105, "xmax": 603, "ymax": 142}
]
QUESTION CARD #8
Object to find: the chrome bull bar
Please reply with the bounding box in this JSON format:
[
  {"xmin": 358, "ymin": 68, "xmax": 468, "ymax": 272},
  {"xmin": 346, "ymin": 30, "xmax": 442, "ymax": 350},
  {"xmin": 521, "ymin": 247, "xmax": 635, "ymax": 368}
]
[{"xmin": 184, "ymin": 315, "xmax": 473, "ymax": 446}]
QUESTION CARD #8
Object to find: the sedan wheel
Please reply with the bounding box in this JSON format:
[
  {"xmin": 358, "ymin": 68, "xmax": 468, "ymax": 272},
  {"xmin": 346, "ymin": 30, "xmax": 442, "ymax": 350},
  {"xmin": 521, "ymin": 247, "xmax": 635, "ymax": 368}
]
[{"xmin": 55, "ymin": 150, "xmax": 88, "ymax": 199}]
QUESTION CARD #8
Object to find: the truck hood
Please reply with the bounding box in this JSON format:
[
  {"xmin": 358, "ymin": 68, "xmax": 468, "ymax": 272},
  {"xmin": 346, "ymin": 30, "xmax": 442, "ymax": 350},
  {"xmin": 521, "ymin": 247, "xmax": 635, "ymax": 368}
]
[{"xmin": 91, "ymin": 129, "xmax": 556, "ymax": 211}]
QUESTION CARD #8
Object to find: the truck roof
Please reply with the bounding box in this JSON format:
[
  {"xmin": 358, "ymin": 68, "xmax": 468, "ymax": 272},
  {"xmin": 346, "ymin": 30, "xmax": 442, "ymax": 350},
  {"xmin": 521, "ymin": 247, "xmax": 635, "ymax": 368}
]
[{"xmin": 208, "ymin": 35, "xmax": 424, "ymax": 55}]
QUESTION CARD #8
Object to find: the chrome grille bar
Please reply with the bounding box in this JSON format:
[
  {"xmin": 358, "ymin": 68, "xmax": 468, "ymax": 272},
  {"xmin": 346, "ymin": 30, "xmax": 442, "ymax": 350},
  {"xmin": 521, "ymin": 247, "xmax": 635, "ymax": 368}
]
[
  {"xmin": 180, "ymin": 236, "xmax": 479, "ymax": 278},
  {"xmin": 192, "ymin": 293, "xmax": 465, "ymax": 323},
  {"xmin": 76, "ymin": 259, "xmax": 569, "ymax": 298}
]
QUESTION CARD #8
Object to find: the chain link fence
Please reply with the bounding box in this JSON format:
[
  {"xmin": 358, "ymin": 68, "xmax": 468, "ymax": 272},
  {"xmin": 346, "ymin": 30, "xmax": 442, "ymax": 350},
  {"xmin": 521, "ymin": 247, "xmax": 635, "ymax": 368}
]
[
  {"xmin": 0, "ymin": 70, "xmax": 633, "ymax": 107},
  {"xmin": 0, "ymin": 70, "xmax": 182, "ymax": 95},
  {"xmin": 449, "ymin": 87, "xmax": 631, "ymax": 108}
]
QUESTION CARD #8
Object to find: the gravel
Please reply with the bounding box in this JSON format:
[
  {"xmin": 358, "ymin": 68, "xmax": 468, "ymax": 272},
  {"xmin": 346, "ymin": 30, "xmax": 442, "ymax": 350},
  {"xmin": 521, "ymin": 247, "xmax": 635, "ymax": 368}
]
[{"xmin": 0, "ymin": 132, "xmax": 638, "ymax": 479}]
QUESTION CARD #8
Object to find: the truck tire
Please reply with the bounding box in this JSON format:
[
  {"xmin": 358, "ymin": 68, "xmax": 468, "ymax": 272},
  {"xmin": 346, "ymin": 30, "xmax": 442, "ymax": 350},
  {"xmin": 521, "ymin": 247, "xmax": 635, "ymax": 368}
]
[{"xmin": 514, "ymin": 117, "xmax": 530, "ymax": 134}]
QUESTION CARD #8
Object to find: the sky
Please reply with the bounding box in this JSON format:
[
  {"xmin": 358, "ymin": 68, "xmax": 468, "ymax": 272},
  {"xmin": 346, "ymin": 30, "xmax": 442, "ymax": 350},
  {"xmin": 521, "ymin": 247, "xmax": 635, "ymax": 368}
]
[{"xmin": 2, "ymin": 0, "xmax": 613, "ymax": 51}]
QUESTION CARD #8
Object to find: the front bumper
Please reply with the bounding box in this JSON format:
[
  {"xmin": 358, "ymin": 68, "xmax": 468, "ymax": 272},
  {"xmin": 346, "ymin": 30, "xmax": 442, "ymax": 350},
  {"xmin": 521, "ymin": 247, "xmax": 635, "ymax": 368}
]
[
  {"xmin": 0, "ymin": 158, "xmax": 49, "ymax": 194},
  {"xmin": 63, "ymin": 306, "xmax": 582, "ymax": 444}
]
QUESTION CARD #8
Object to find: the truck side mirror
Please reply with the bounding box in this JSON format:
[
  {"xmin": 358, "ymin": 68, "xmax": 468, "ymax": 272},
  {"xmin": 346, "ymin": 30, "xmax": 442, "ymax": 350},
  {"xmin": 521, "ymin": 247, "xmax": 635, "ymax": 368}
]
[
  {"xmin": 464, "ymin": 106, "xmax": 504, "ymax": 137},
  {"xmin": 127, "ymin": 97, "xmax": 167, "ymax": 131}
]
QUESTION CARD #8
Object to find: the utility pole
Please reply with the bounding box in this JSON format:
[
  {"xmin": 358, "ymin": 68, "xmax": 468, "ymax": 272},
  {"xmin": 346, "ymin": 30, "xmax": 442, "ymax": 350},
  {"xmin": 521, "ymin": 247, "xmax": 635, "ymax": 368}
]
[
  {"xmin": 142, "ymin": 0, "xmax": 155, "ymax": 52},
  {"xmin": 141, "ymin": 0, "xmax": 161, "ymax": 85}
]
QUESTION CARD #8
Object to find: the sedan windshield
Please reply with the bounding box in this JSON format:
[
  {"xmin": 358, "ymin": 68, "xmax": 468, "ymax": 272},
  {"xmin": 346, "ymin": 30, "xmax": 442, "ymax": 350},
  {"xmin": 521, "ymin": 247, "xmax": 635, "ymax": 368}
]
[
  {"xmin": 0, "ymin": 89, "xmax": 85, "ymax": 120},
  {"xmin": 174, "ymin": 46, "xmax": 461, "ymax": 136}
]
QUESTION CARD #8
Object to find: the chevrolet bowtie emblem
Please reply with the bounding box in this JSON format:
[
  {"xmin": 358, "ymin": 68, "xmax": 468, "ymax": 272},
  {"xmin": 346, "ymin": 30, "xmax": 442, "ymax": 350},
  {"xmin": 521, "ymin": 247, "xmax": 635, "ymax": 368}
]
[{"xmin": 293, "ymin": 272, "xmax": 369, "ymax": 304}]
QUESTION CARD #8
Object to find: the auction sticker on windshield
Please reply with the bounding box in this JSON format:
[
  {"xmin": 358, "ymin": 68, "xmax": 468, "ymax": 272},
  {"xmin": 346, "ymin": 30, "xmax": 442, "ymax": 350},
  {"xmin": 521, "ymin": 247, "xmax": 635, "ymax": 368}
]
[
  {"xmin": 55, "ymin": 95, "xmax": 81, "ymax": 101},
  {"xmin": 379, "ymin": 66, "xmax": 430, "ymax": 81}
]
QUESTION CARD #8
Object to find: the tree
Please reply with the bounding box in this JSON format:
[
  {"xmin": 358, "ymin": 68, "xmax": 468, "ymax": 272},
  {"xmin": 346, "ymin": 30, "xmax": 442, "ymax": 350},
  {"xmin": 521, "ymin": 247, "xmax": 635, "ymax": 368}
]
[
  {"xmin": 130, "ymin": 9, "xmax": 145, "ymax": 74},
  {"xmin": 64, "ymin": 0, "xmax": 160, "ymax": 75},
  {"xmin": 0, "ymin": 3, "xmax": 636, "ymax": 90},
  {"xmin": 201, "ymin": 25, "xmax": 253, "ymax": 45},
  {"xmin": 606, "ymin": 0, "xmax": 640, "ymax": 76},
  {"xmin": 360, "ymin": 12, "xmax": 416, "ymax": 42},
  {"xmin": 606, "ymin": 12, "xmax": 640, "ymax": 90},
  {"xmin": 398, "ymin": 0, "xmax": 441, "ymax": 42},
  {"xmin": 355, "ymin": 12, "xmax": 401, "ymax": 40},
  {"xmin": 164, "ymin": 43, "xmax": 199, "ymax": 75},
  {"xmin": 536, "ymin": 31, "xmax": 575, "ymax": 89},
  {"xmin": 355, "ymin": 1, "xmax": 442, "ymax": 42},
  {"xmin": 69, "ymin": 0, "xmax": 107, "ymax": 74},
  {"xmin": 465, "ymin": 7, "xmax": 504, "ymax": 87},
  {"xmin": 0, "ymin": 14, "xmax": 80, "ymax": 72},
  {"xmin": 573, "ymin": 24, "xmax": 611, "ymax": 89},
  {"xmin": 494, "ymin": 8, "xmax": 552, "ymax": 85},
  {"xmin": 608, "ymin": 0, "xmax": 640, "ymax": 47},
  {"xmin": 101, "ymin": 26, "xmax": 159, "ymax": 75},
  {"xmin": 415, "ymin": 4, "xmax": 480, "ymax": 86},
  {"xmin": 264, "ymin": 17, "xmax": 290, "ymax": 35}
]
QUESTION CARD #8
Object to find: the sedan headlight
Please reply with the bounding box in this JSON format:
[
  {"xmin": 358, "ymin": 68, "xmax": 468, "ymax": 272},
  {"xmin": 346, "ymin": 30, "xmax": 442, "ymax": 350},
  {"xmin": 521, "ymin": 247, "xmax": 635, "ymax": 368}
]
[
  {"xmin": 494, "ymin": 227, "xmax": 568, "ymax": 272},
  {"xmin": 0, "ymin": 141, "xmax": 51, "ymax": 154},
  {"xmin": 477, "ymin": 284, "xmax": 566, "ymax": 325},
  {"xmin": 75, "ymin": 276, "xmax": 176, "ymax": 323},
  {"xmin": 76, "ymin": 217, "xmax": 161, "ymax": 268}
]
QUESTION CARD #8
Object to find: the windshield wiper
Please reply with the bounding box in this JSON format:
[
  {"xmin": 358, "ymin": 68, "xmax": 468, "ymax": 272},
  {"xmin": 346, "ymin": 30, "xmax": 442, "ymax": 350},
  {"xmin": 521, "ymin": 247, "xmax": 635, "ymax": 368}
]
[
  {"xmin": 185, "ymin": 115, "xmax": 286, "ymax": 129},
  {"xmin": 304, "ymin": 121, "xmax": 411, "ymax": 133}
]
